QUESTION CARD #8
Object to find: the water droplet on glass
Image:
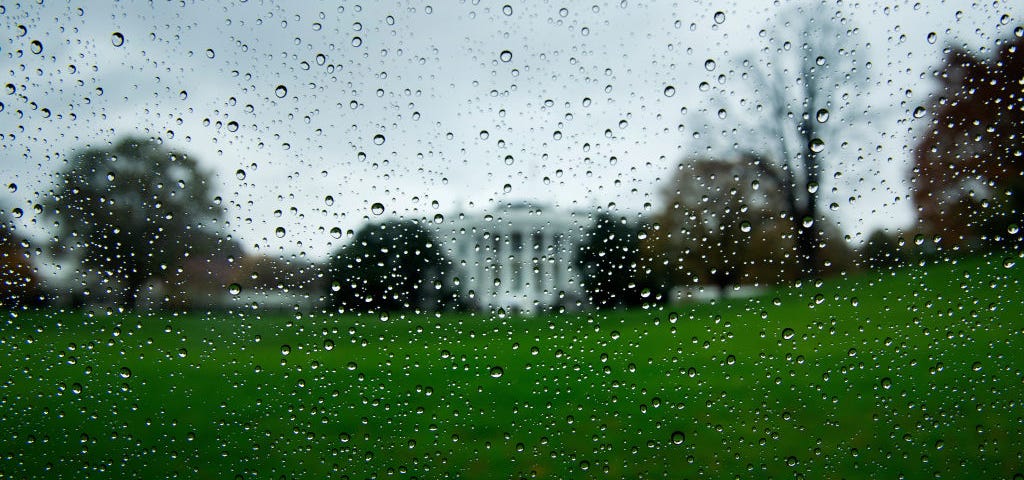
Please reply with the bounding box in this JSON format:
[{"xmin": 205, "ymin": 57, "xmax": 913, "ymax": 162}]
[
  {"xmin": 226, "ymin": 121, "xmax": 238, "ymax": 132},
  {"xmin": 809, "ymin": 138, "xmax": 825, "ymax": 153},
  {"xmin": 671, "ymin": 431, "xmax": 685, "ymax": 445},
  {"xmin": 7, "ymin": 183, "xmax": 16, "ymax": 193},
  {"xmin": 274, "ymin": 85, "xmax": 288, "ymax": 98},
  {"xmin": 280, "ymin": 345, "xmax": 291, "ymax": 355},
  {"xmin": 433, "ymin": 213, "xmax": 444, "ymax": 224},
  {"xmin": 816, "ymin": 108, "xmax": 829, "ymax": 123},
  {"xmin": 913, "ymin": 106, "xmax": 926, "ymax": 118},
  {"xmin": 324, "ymin": 195, "xmax": 334, "ymax": 206},
  {"xmin": 323, "ymin": 339, "xmax": 335, "ymax": 351},
  {"xmin": 29, "ymin": 40, "xmax": 42, "ymax": 54},
  {"xmin": 372, "ymin": 134, "xmax": 386, "ymax": 145},
  {"xmin": 502, "ymin": 5, "xmax": 513, "ymax": 16},
  {"xmin": 235, "ymin": 169, "xmax": 246, "ymax": 180},
  {"xmin": 351, "ymin": 36, "xmax": 362, "ymax": 47},
  {"xmin": 881, "ymin": 377, "xmax": 892, "ymax": 389},
  {"xmin": 927, "ymin": 32, "xmax": 937, "ymax": 44},
  {"xmin": 503, "ymin": 184, "xmax": 512, "ymax": 193},
  {"xmin": 228, "ymin": 283, "xmax": 241, "ymax": 295},
  {"xmin": 704, "ymin": 59, "xmax": 716, "ymax": 71},
  {"xmin": 205, "ymin": 48, "xmax": 215, "ymax": 59},
  {"xmin": 119, "ymin": 367, "xmax": 132, "ymax": 379},
  {"xmin": 740, "ymin": 221, "xmax": 751, "ymax": 233},
  {"xmin": 111, "ymin": 32, "xmax": 125, "ymax": 47},
  {"xmin": 330, "ymin": 227, "xmax": 342, "ymax": 239},
  {"xmin": 275, "ymin": 227, "xmax": 286, "ymax": 238},
  {"xmin": 713, "ymin": 11, "xmax": 725, "ymax": 24},
  {"xmin": 499, "ymin": 50, "xmax": 512, "ymax": 62},
  {"xmin": 371, "ymin": 202, "xmax": 385, "ymax": 215},
  {"xmin": 490, "ymin": 366, "xmax": 504, "ymax": 378},
  {"xmin": 782, "ymin": 328, "xmax": 795, "ymax": 340},
  {"xmin": 802, "ymin": 217, "xmax": 814, "ymax": 228},
  {"xmin": 663, "ymin": 85, "xmax": 675, "ymax": 97}
]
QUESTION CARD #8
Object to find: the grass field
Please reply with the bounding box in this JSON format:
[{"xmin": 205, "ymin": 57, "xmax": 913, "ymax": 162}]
[{"xmin": 1, "ymin": 254, "xmax": 1022, "ymax": 479}]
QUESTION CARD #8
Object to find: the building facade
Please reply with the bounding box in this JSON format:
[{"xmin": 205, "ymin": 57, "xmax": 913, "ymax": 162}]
[{"xmin": 438, "ymin": 202, "xmax": 594, "ymax": 313}]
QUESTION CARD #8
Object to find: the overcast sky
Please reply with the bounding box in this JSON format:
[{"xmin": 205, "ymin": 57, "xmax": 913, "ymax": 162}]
[{"xmin": 2, "ymin": 1, "xmax": 1021, "ymax": 260}]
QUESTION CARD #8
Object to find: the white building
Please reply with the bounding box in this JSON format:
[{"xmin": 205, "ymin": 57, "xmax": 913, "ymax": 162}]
[{"xmin": 438, "ymin": 201, "xmax": 594, "ymax": 313}]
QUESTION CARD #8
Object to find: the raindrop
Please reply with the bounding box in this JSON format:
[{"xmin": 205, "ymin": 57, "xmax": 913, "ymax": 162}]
[
  {"xmin": 324, "ymin": 195, "xmax": 334, "ymax": 206},
  {"xmin": 323, "ymin": 339, "xmax": 335, "ymax": 351},
  {"xmin": 228, "ymin": 283, "xmax": 241, "ymax": 295},
  {"xmin": 913, "ymin": 106, "xmax": 926, "ymax": 118},
  {"xmin": 373, "ymin": 134, "xmax": 386, "ymax": 145},
  {"xmin": 504, "ymin": 155, "xmax": 514, "ymax": 166},
  {"xmin": 351, "ymin": 36, "xmax": 362, "ymax": 47},
  {"xmin": 119, "ymin": 367, "xmax": 132, "ymax": 379},
  {"xmin": 479, "ymin": 130, "xmax": 489, "ymax": 140},
  {"xmin": 111, "ymin": 32, "xmax": 125, "ymax": 47},
  {"xmin": 713, "ymin": 11, "xmax": 725, "ymax": 24},
  {"xmin": 499, "ymin": 50, "xmax": 512, "ymax": 62},
  {"xmin": 971, "ymin": 362, "xmax": 982, "ymax": 371},
  {"xmin": 226, "ymin": 121, "xmax": 238, "ymax": 132},
  {"xmin": 704, "ymin": 59, "xmax": 716, "ymax": 71},
  {"xmin": 7, "ymin": 183, "xmax": 16, "ymax": 193},
  {"xmin": 816, "ymin": 108, "xmax": 829, "ymax": 123},
  {"xmin": 489, "ymin": 366, "xmax": 504, "ymax": 378},
  {"xmin": 503, "ymin": 184, "xmax": 512, "ymax": 193},
  {"xmin": 881, "ymin": 377, "xmax": 892, "ymax": 389},
  {"xmin": 371, "ymin": 202, "xmax": 385, "ymax": 215},
  {"xmin": 927, "ymin": 32, "xmax": 937, "ymax": 44},
  {"xmin": 671, "ymin": 431, "xmax": 685, "ymax": 445},
  {"xmin": 330, "ymin": 227, "xmax": 342, "ymax": 239},
  {"xmin": 205, "ymin": 48, "xmax": 215, "ymax": 59},
  {"xmin": 433, "ymin": 213, "xmax": 444, "ymax": 224},
  {"xmin": 808, "ymin": 138, "xmax": 825, "ymax": 153},
  {"xmin": 663, "ymin": 85, "xmax": 676, "ymax": 97},
  {"xmin": 235, "ymin": 169, "xmax": 246, "ymax": 180},
  {"xmin": 29, "ymin": 40, "xmax": 42, "ymax": 54},
  {"xmin": 280, "ymin": 345, "xmax": 291, "ymax": 356},
  {"xmin": 740, "ymin": 221, "xmax": 751, "ymax": 233},
  {"xmin": 502, "ymin": 5, "xmax": 513, "ymax": 16},
  {"xmin": 274, "ymin": 227, "xmax": 286, "ymax": 238},
  {"xmin": 782, "ymin": 328, "xmax": 795, "ymax": 340},
  {"xmin": 274, "ymin": 85, "xmax": 288, "ymax": 98}
]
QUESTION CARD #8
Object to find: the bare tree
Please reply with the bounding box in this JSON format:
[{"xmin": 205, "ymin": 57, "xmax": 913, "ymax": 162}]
[{"xmin": 735, "ymin": 3, "xmax": 872, "ymax": 279}]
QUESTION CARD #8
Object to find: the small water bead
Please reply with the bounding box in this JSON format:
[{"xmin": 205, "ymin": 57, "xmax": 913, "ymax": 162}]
[
  {"xmin": 111, "ymin": 32, "xmax": 125, "ymax": 47},
  {"xmin": 371, "ymin": 203, "xmax": 385, "ymax": 215},
  {"xmin": 274, "ymin": 85, "xmax": 287, "ymax": 98}
]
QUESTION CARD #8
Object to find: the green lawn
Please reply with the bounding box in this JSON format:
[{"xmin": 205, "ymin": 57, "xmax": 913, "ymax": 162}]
[{"xmin": 1, "ymin": 254, "xmax": 1022, "ymax": 479}]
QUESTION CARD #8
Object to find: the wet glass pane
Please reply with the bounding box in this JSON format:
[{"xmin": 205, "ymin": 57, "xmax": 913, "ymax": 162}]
[{"xmin": 1, "ymin": 2, "xmax": 1022, "ymax": 478}]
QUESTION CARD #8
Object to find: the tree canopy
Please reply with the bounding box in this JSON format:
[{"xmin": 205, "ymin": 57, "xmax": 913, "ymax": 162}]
[
  {"xmin": 45, "ymin": 136, "xmax": 226, "ymax": 310},
  {"xmin": 327, "ymin": 219, "xmax": 455, "ymax": 313},
  {"xmin": 911, "ymin": 34, "xmax": 1024, "ymax": 251}
]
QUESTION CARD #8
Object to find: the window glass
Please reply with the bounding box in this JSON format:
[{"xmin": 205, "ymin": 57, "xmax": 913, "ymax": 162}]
[{"xmin": 1, "ymin": 2, "xmax": 1022, "ymax": 478}]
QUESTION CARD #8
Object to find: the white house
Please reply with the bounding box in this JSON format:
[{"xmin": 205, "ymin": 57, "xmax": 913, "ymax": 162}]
[{"xmin": 437, "ymin": 201, "xmax": 594, "ymax": 313}]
